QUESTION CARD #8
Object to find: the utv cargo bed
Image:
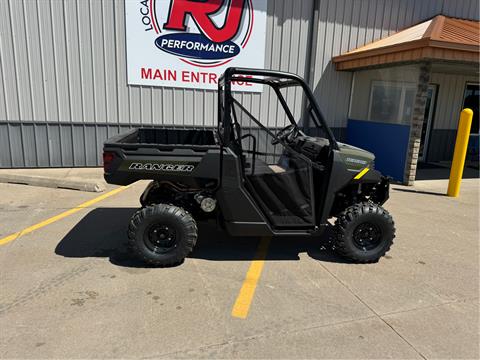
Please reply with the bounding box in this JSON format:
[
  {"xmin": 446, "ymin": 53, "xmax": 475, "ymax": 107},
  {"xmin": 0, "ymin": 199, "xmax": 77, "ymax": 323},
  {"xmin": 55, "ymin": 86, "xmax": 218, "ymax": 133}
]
[
  {"xmin": 106, "ymin": 128, "xmax": 217, "ymax": 149},
  {"xmin": 103, "ymin": 128, "xmax": 220, "ymax": 186}
]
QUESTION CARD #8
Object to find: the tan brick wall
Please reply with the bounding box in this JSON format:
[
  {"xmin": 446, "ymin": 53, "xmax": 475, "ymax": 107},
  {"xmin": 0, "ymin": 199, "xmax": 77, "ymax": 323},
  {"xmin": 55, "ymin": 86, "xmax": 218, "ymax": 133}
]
[{"xmin": 404, "ymin": 62, "xmax": 431, "ymax": 185}]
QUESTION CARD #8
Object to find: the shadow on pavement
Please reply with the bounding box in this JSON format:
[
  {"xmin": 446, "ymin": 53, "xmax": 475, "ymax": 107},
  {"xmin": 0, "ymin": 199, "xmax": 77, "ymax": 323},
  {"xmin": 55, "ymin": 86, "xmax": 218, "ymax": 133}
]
[{"xmin": 55, "ymin": 208, "xmax": 348, "ymax": 268}]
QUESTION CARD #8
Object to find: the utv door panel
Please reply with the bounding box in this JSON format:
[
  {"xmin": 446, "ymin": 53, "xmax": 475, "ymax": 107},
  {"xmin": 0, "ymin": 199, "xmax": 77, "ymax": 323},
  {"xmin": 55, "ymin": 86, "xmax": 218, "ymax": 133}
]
[
  {"xmin": 246, "ymin": 165, "xmax": 314, "ymax": 227},
  {"xmin": 230, "ymin": 98, "xmax": 316, "ymax": 229}
]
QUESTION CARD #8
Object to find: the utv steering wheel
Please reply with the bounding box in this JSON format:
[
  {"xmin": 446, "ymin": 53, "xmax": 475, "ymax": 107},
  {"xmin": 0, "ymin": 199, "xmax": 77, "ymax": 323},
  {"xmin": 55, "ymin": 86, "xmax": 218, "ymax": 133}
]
[{"xmin": 271, "ymin": 124, "xmax": 298, "ymax": 145}]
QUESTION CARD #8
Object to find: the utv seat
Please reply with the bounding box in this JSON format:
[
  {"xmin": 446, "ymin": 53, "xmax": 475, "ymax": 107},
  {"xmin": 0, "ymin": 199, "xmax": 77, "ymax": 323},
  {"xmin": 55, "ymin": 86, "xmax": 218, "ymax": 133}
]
[{"xmin": 244, "ymin": 158, "xmax": 286, "ymax": 175}]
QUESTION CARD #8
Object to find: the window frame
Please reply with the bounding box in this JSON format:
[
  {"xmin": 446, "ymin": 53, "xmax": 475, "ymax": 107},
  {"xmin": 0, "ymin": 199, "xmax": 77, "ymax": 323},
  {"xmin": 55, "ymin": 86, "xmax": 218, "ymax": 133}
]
[
  {"xmin": 367, "ymin": 80, "xmax": 417, "ymax": 124},
  {"xmin": 462, "ymin": 82, "xmax": 479, "ymax": 135}
]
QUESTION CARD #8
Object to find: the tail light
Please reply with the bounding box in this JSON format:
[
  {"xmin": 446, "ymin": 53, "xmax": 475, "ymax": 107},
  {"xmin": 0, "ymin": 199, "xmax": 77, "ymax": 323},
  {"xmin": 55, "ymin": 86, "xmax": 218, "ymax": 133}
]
[{"xmin": 103, "ymin": 151, "xmax": 115, "ymax": 172}]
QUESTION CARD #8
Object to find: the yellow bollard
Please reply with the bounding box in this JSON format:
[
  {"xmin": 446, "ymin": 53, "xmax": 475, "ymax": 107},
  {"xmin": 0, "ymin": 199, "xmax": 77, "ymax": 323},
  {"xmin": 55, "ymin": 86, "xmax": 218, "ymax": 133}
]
[{"xmin": 447, "ymin": 108, "xmax": 473, "ymax": 197}]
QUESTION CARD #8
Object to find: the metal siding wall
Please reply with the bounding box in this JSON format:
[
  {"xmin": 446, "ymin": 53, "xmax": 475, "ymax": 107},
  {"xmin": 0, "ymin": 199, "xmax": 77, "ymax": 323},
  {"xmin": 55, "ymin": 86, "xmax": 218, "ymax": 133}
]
[{"xmin": 0, "ymin": 0, "xmax": 478, "ymax": 167}]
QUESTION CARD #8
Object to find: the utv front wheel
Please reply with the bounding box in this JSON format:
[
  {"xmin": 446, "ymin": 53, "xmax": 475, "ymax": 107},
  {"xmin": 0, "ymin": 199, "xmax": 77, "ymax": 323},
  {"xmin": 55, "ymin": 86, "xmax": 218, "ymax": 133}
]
[
  {"xmin": 128, "ymin": 204, "xmax": 197, "ymax": 267},
  {"xmin": 334, "ymin": 203, "xmax": 395, "ymax": 263}
]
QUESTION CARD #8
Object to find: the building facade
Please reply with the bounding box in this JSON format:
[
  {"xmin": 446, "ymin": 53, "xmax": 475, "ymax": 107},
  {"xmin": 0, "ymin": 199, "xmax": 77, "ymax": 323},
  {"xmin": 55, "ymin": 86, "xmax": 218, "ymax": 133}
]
[
  {"xmin": 333, "ymin": 14, "xmax": 479, "ymax": 183},
  {"xmin": 0, "ymin": 0, "xmax": 478, "ymax": 182}
]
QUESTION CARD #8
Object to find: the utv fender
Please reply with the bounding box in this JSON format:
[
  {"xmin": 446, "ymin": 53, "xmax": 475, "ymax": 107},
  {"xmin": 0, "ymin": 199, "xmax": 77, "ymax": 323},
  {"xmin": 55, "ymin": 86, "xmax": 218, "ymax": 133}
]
[
  {"xmin": 140, "ymin": 181, "xmax": 157, "ymax": 206},
  {"xmin": 351, "ymin": 169, "xmax": 390, "ymax": 204},
  {"xmin": 352, "ymin": 168, "xmax": 383, "ymax": 183}
]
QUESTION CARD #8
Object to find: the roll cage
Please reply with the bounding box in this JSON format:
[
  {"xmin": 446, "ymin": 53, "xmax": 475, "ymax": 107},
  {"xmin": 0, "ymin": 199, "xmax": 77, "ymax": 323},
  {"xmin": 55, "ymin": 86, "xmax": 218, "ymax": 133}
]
[{"xmin": 217, "ymin": 67, "xmax": 339, "ymax": 151}]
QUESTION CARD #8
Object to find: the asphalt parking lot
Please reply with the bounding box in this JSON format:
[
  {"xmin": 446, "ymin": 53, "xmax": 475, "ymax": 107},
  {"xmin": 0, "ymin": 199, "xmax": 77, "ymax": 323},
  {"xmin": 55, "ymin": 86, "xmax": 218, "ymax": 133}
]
[{"xmin": 0, "ymin": 177, "xmax": 478, "ymax": 359}]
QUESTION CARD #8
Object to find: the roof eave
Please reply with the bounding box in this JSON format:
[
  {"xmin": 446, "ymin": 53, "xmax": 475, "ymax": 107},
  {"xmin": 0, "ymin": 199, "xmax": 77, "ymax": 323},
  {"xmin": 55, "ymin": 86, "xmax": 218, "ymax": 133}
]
[
  {"xmin": 332, "ymin": 38, "xmax": 431, "ymax": 63},
  {"xmin": 333, "ymin": 41, "xmax": 479, "ymax": 71}
]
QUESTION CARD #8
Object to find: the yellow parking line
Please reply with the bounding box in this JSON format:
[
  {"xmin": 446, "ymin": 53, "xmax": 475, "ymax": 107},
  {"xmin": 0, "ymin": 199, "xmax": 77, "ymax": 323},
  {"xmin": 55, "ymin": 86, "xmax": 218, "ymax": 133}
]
[
  {"xmin": 231, "ymin": 236, "xmax": 271, "ymax": 319},
  {"xmin": 0, "ymin": 186, "xmax": 129, "ymax": 246}
]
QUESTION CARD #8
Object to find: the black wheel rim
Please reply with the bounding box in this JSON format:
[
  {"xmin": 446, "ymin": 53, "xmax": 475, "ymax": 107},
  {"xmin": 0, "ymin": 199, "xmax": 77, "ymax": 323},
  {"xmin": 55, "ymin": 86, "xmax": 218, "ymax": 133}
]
[
  {"xmin": 353, "ymin": 222, "xmax": 382, "ymax": 251},
  {"xmin": 144, "ymin": 224, "xmax": 177, "ymax": 254}
]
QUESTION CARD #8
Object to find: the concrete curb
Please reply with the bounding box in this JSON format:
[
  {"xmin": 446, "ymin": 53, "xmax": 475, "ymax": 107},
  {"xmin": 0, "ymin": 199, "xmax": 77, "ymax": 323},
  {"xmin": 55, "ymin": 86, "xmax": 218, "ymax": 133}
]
[{"xmin": 0, "ymin": 174, "xmax": 106, "ymax": 193}]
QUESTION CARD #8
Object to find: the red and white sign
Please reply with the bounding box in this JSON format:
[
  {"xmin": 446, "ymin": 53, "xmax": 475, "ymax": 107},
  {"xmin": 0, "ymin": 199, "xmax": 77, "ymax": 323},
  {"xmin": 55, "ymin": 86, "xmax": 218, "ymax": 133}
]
[{"xmin": 125, "ymin": 0, "xmax": 267, "ymax": 92}]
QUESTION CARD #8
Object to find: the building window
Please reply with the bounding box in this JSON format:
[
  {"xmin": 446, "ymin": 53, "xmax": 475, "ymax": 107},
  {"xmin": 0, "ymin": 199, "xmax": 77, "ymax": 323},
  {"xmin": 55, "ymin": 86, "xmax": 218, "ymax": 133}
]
[
  {"xmin": 368, "ymin": 81, "xmax": 417, "ymax": 124},
  {"xmin": 463, "ymin": 83, "xmax": 479, "ymax": 134}
]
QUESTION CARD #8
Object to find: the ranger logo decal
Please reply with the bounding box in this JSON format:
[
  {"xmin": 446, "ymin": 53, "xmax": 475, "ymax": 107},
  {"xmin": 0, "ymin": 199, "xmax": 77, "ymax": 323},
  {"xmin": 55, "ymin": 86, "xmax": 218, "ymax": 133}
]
[
  {"xmin": 345, "ymin": 157, "xmax": 367, "ymax": 165},
  {"xmin": 129, "ymin": 163, "xmax": 195, "ymax": 172}
]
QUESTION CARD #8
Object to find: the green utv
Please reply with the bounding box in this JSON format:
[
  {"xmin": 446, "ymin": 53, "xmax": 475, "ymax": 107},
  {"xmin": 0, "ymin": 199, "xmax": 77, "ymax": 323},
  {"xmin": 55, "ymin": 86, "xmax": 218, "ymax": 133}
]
[{"xmin": 103, "ymin": 68, "xmax": 395, "ymax": 266}]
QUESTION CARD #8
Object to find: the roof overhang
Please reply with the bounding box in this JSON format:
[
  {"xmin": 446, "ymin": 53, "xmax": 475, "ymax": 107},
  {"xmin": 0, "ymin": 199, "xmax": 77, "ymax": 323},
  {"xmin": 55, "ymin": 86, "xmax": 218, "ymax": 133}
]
[{"xmin": 333, "ymin": 15, "xmax": 480, "ymax": 71}]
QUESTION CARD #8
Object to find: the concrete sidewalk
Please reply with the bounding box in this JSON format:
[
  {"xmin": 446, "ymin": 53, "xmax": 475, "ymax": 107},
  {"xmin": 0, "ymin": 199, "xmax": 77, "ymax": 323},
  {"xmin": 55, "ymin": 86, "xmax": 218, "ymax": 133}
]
[
  {"xmin": 0, "ymin": 168, "xmax": 106, "ymax": 193},
  {"xmin": 401, "ymin": 177, "xmax": 479, "ymax": 195}
]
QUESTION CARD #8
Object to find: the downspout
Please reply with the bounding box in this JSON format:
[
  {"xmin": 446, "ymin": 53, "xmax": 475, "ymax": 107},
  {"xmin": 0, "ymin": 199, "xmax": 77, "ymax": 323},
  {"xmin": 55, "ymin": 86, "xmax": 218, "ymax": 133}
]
[
  {"xmin": 301, "ymin": 0, "xmax": 320, "ymax": 131},
  {"xmin": 304, "ymin": 0, "xmax": 320, "ymax": 88}
]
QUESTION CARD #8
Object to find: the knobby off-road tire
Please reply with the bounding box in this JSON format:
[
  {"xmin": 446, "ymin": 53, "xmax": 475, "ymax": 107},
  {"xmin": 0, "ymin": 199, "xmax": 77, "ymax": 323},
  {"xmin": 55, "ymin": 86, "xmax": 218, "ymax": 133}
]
[
  {"xmin": 334, "ymin": 202, "xmax": 395, "ymax": 263},
  {"xmin": 128, "ymin": 204, "xmax": 198, "ymax": 267}
]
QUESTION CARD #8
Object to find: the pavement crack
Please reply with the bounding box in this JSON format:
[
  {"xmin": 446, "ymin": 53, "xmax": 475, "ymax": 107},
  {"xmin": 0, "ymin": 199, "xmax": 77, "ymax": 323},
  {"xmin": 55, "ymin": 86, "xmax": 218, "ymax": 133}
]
[
  {"xmin": 317, "ymin": 263, "xmax": 427, "ymax": 360},
  {"xmin": 143, "ymin": 314, "xmax": 380, "ymax": 359},
  {"xmin": 0, "ymin": 261, "xmax": 95, "ymax": 316},
  {"xmin": 380, "ymin": 296, "xmax": 479, "ymax": 317}
]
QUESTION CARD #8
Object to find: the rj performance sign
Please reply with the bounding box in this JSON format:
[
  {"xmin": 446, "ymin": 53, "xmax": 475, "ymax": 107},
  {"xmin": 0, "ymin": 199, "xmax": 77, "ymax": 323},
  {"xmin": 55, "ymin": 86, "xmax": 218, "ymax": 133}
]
[{"xmin": 125, "ymin": 0, "xmax": 267, "ymax": 92}]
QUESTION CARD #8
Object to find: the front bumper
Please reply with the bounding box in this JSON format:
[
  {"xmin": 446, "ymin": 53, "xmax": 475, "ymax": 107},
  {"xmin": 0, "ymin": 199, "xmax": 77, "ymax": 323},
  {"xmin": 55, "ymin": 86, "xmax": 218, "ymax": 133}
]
[{"xmin": 372, "ymin": 176, "xmax": 390, "ymax": 205}]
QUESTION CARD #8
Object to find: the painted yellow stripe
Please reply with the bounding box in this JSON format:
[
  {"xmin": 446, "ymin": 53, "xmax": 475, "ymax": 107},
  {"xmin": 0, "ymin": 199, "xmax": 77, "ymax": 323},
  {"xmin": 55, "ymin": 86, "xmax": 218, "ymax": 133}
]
[
  {"xmin": 231, "ymin": 236, "xmax": 271, "ymax": 319},
  {"xmin": 0, "ymin": 186, "xmax": 129, "ymax": 246},
  {"xmin": 354, "ymin": 167, "xmax": 370, "ymax": 180}
]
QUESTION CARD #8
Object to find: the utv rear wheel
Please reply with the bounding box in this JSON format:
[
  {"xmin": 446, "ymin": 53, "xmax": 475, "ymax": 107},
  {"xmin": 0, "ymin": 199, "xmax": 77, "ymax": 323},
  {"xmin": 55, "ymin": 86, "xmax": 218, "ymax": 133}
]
[
  {"xmin": 128, "ymin": 204, "xmax": 197, "ymax": 267},
  {"xmin": 334, "ymin": 202, "xmax": 395, "ymax": 263}
]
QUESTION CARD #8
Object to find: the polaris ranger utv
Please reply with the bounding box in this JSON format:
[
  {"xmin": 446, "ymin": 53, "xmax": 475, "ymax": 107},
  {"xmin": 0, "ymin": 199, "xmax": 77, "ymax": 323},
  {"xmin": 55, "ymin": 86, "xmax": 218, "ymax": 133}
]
[{"xmin": 103, "ymin": 68, "xmax": 394, "ymax": 266}]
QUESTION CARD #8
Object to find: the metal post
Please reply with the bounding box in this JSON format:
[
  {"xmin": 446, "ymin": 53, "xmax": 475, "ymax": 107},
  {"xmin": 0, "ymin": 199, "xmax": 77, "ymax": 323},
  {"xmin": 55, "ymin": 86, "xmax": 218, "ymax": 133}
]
[{"xmin": 447, "ymin": 108, "xmax": 473, "ymax": 197}]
